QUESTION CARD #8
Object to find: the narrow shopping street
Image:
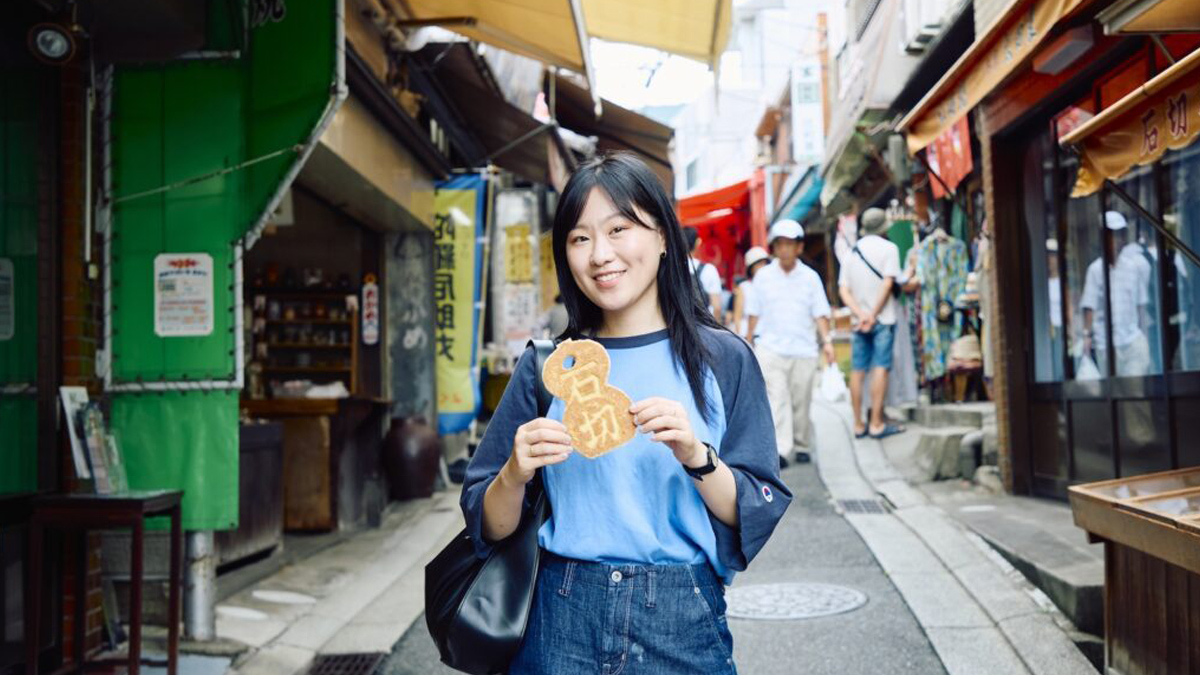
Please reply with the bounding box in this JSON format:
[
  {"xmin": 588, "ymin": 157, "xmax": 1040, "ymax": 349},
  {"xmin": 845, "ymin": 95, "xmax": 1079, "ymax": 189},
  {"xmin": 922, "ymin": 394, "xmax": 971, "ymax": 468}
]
[
  {"xmin": 380, "ymin": 460, "xmax": 943, "ymax": 675},
  {"xmin": 9, "ymin": 1, "xmax": 1200, "ymax": 673},
  {"xmin": 200, "ymin": 398, "xmax": 1095, "ymax": 675}
]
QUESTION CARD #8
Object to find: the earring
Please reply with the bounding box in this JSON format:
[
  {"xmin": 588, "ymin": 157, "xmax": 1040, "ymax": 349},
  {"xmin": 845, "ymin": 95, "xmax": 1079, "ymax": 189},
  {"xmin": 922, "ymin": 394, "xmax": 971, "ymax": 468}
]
[{"xmin": 660, "ymin": 250, "xmax": 667, "ymax": 259}]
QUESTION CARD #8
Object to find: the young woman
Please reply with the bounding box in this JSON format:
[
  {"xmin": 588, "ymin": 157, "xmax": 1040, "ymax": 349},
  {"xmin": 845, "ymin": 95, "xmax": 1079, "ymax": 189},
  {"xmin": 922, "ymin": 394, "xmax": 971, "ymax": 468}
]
[{"xmin": 461, "ymin": 154, "xmax": 790, "ymax": 674}]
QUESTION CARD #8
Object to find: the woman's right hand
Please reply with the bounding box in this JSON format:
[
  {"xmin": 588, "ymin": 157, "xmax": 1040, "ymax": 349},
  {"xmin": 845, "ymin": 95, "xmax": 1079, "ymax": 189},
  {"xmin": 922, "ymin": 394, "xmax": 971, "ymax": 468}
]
[{"xmin": 501, "ymin": 418, "xmax": 573, "ymax": 486}]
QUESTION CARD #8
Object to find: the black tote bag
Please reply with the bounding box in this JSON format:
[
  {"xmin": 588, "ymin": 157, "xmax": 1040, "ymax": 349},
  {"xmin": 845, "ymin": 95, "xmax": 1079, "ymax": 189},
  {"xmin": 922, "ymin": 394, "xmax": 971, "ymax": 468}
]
[{"xmin": 425, "ymin": 339, "xmax": 554, "ymax": 674}]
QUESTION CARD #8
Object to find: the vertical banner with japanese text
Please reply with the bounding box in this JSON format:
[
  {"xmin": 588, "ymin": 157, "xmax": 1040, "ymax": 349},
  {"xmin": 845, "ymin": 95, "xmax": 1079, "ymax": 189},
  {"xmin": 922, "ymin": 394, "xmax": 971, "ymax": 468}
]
[{"xmin": 433, "ymin": 174, "xmax": 487, "ymax": 435}]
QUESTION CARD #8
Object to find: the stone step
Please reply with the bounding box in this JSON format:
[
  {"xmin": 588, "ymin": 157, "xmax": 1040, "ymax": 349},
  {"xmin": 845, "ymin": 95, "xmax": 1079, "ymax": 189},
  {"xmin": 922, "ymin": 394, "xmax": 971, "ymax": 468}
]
[
  {"xmin": 904, "ymin": 402, "xmax": 995, "ymax": 429},
  {"xmin": 944, "ymin": 497, "xmax": 1105, "ymax": 637},
  {"xmin": 913, "ymin": 426, "xmax": 977, "ymax": 481}
]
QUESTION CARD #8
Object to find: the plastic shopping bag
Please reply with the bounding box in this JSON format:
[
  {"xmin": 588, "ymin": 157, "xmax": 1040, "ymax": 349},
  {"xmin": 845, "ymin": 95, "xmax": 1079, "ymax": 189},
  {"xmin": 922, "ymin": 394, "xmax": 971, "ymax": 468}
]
[
  {"xmin": 819, "ymin": 364, "xmax": 848, "ymax": 402},
  {"xmin": 1076, "ymin": 354, "xmax": 1101, "ymax": 381}
]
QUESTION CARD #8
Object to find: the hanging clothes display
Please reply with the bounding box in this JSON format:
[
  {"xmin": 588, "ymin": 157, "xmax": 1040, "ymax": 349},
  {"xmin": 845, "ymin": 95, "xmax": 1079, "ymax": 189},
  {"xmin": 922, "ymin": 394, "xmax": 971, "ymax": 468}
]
[{"xmin": 917, "ymin": 230, "xmax": 969, "ymax": 380}]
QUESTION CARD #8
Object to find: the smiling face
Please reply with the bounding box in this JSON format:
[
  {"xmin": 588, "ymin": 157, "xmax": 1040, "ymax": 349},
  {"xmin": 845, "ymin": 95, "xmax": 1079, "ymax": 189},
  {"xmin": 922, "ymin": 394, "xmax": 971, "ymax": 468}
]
[{"xmin": 566, "ymin": 187, "xmax": 667, "ymax": 326}]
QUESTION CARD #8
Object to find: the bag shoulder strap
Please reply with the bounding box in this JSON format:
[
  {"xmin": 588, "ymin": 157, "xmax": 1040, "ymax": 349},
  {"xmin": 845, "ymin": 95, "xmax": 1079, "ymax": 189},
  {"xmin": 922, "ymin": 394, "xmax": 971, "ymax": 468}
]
[
  {"xmin": 853, "ymin": 243, "xmax": 885, "ymax": 282},
  {"xmin": 528, "ymin": 339, "xmax": 555, "ymax": 417},
  {"xmin": 526, "ymin": 338, "xmax": 555, "ymax": 504}
]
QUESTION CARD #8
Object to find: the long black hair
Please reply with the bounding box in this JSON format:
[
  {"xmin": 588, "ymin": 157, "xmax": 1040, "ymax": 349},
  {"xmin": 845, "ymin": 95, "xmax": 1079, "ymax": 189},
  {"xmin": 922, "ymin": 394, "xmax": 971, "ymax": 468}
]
[{"xmin": 552, "ymin": 153, "xmax": 725, "ymax": 424}]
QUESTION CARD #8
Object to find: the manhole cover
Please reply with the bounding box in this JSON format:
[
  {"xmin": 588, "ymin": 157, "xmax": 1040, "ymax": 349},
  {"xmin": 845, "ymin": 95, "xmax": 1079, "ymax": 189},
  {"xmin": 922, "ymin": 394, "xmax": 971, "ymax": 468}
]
[
  {"xmin": 308, "ymin": 653, "xmax": 385, "ymax": 675},
  {"xmin": 725, "ymin": 583, "xmax": 867, "ymax": 620}
]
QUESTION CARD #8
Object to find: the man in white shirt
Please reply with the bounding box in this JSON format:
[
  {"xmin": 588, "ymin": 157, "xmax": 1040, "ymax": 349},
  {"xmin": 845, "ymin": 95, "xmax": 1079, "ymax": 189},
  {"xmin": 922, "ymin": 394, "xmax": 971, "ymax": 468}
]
[
  {"xmin": 1081, "ymin": 211, "xmax": 1153, "ymax": 377},
  {"xmin": 748, "ymin": 220, "xmax": 835, "ymax": 465},
  {"xmin": 684, "ymin": 227, "xmax": 724, "ymax": 322},
  {"xmin": 838, "ymin": 208, "xmax": 902, "ymax": 439}
]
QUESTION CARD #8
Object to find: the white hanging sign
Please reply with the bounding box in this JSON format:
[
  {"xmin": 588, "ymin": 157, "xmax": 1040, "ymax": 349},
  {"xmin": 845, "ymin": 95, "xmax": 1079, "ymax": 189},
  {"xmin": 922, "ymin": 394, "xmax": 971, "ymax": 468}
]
[
  {"xmin": 0, "ymin": 258, "xmax": 13, "ymax": 341},
  {"xmin": 362, "ymin": 275, "xmax": 379, "ymax": 346},
  {"xmin": 154, "ymin": 253, "xmax": 214, "ymax": 337}
]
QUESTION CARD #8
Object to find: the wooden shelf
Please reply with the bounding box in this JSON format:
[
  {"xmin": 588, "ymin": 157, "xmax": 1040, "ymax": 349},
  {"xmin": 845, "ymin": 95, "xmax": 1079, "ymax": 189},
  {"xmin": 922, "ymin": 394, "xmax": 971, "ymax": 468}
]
[
  {"xmin": 251, "ymin": 287, "xmax": 359, "ymax": 298},
  {"xmin": 262, "ymin": 365, "xmax": 350, "ymax": 369},
  {"xmin": 264, "ymin": 342, "xmax": 352, "ymax": 349},
  {"xmin": 241, "ymin": 398, "xmax": 341, "ymax": 416},
  {"xmin": 265, "ymin": 318, "xmax": 352, "ymax": 325}
]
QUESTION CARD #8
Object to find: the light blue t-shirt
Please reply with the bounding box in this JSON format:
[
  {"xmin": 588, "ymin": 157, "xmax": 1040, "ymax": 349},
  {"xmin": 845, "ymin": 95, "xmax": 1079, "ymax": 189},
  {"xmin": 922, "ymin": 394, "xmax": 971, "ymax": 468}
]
[
  {"xmin": 462, "ymin": 327, "xmax": 791, "ymax": 582},
  {"xmin": 538, "ymin": 331, "xmax": 728, "ymax": 575}
]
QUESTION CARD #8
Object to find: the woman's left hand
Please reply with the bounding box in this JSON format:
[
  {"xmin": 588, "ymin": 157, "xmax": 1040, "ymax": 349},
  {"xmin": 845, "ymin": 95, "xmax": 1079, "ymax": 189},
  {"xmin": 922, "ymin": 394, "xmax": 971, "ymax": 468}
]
[{"xmin": 630, "ymin": 397, "xmax": 707, "ymax": 468}]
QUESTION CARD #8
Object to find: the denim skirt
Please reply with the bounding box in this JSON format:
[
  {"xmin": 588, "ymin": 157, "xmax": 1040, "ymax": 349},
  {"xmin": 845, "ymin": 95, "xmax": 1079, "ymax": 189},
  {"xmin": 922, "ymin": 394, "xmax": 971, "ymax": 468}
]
[{"xmin": 509, "ymin": 551, "xmax": 737, "ymax": 675}]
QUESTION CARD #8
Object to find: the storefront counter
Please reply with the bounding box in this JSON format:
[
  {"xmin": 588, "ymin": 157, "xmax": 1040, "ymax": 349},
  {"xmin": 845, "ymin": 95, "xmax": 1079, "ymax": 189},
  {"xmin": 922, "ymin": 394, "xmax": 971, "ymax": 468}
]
[
  {"xmin": 1069, "ymin": 468, "xmax": 1200, "ymax": 673},
  {"xmin": 242, "ymin": 397, "xmax": 390, "ymax": 532}
]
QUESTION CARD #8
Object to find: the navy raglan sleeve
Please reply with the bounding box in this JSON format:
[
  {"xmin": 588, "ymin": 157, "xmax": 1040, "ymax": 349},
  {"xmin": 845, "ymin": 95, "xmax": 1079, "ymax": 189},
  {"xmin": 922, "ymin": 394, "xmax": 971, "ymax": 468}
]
[
  {"xmin": 705, "ymin": 329, "xmax": 793, "ymax": 571},
  {"xmin": 460, "ymin": 346, "xmax": 540, "ymax": 559}
]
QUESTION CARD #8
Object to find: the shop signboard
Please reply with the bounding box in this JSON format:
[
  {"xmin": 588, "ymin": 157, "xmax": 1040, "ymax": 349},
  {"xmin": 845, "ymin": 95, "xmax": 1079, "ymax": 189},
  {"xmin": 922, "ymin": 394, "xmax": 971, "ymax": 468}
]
[
  {"xmin": 362, "ymin": 275, "xmax": 380, "ymax": 346},
  {"xmin": 902, "ymin": 0, "xmax": 1088, "ymax": 153},
  {"xmin": 492, "ymin": 189, "xmax": 541, "ymax": 357},
  {"xmin": 1063, "ymin": 49, "xmax": 1200, "ymax": 196},
  {"xmin": 433, "ymin": 173, "xmax": 487, "ymax": 435}
]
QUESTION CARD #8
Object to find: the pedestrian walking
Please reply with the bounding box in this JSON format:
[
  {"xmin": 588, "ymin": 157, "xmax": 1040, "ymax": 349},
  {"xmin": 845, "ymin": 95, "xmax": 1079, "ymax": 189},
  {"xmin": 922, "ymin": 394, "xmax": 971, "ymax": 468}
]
[
  {"xmin": 747, "ymin": 220, "xmax": 835, "ymax": 466},
  {"xmin": 461, "ymin": 154, "xmax": 790, "ymax": 674},
  {"xmin": 839, "ymin": 207, "xmax": 904, "ymax": 439},
  {"xmin": 733, "ymin": 246, "xmax": 770, "ymax": 342},
  {"xmin": 685, "ymin": 226, "xmax": 725, "ymax": 322}
]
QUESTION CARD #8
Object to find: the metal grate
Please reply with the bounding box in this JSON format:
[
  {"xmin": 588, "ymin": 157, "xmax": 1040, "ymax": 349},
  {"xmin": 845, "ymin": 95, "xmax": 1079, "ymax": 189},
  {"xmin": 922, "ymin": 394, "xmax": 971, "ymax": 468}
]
[
  {"xmin": 837, "ymin": 499, "xmax": 889, "ymax": 514},
  {"xmin": 307, "ymin": 653, "xmax": 386, "ymax": 675}
]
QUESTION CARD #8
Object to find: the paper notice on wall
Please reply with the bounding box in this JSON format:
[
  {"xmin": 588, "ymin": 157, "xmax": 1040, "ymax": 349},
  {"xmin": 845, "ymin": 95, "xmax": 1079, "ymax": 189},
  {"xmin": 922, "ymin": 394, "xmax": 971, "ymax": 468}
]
[
  {"xmin": 154, "ymin": 253, "xmax": 214, "ymax": 337},
  {"xmin": 0, "ymin": 258, "xmax": 12, "ymax": 341}
]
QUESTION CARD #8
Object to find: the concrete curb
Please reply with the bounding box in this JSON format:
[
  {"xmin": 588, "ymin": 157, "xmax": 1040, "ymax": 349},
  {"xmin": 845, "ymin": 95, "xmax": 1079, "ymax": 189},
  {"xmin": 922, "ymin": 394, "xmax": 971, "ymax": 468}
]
[
  {"xmin": 812, "ymin": 400, "xmax": 1096, "ymax": 675},
  {"xmin": 223, "ymin": 491, "xmax": 464, "ymax": 675}
]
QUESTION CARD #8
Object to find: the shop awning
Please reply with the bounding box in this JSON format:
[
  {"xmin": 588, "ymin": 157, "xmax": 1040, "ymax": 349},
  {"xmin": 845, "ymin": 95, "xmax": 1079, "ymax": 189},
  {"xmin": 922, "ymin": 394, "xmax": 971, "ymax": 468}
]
[
  {"xmin": 1059, "ymin": 47, "xmax": 1200, "ymax": 196},
  {"xmin": 898, "ymin": 0, "xmax": 1091, "ymax": 154},
  {"xmin": 421, "ymin": 43, "xmax": 551, "ymax": 184},
  {"xmin": 678, "ymin": 179, "xmax": 751, "ymax": 288},
  {"xmin": 398, "ymin": 0, "xmax": 732, "ymax": 70},
  {"xmin": 1098, "ymin": 0, "xmax": 1200, "ymax": 34},
  {"xmin": 552, "ymin": 72, "xmax": 675, "ymax": 193},
  {"xmin": 820, "ymin": 0, "xmax": 914, "ymax": 210},
  {"xmin": 773, "ymin": 166, "xmax": 823, "ymax": 224},
  {"xmin": 678, "ymin": 179, "xmax": 749, "ymax": 223}
]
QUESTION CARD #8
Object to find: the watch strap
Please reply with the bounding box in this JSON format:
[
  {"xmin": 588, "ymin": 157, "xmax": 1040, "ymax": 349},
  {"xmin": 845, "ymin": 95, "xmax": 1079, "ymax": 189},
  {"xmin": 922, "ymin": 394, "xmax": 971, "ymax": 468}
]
[{"xmin": 684, "ymin": 442, "xmax": 719, "ymax": 480}]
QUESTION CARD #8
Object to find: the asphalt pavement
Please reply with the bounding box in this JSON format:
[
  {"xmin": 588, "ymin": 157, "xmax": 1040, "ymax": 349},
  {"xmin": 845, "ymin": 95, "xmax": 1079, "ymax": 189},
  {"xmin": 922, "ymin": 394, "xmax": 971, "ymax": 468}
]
[{"xmin": 376, "ymin": 461, "xmax": 945, "ymax": 675}]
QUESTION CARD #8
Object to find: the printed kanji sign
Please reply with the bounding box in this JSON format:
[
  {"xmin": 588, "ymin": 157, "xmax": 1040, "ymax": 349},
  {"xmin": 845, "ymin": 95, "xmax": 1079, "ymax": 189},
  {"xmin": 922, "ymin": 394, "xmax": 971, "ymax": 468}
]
[{"xmin": 362, "ymin": 276, "xmax": 379, "ymax": 346}]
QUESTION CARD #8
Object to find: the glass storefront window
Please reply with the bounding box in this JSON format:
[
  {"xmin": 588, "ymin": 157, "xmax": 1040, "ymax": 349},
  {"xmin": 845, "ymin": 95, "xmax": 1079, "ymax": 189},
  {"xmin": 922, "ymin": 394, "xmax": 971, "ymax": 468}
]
[
  {"xmin": 1104, "ymin": 167, "xmax": 1163, "ymax": 377},
  {"xmin": 1023, "ymin": 129, "xmax": 1065, "ymax": 382},
  {"xmin": 1061, "ymin": 152, "xmax": 1108, "ymax": 380},
  {"xmin": 1162, "ymin": 143, "xmax": 1200, "ymax": 372}
]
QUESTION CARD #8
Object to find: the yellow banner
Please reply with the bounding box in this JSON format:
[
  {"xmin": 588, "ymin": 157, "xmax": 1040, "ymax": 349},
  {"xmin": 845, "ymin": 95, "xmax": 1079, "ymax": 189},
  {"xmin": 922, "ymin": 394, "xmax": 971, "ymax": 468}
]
[
  {"xmin": 1068, "ymin": 49, "xmax": 1200, "ymax": 196},
  {"xmin": 902, "ymin": 0, "xmax": 1085, "ymax": 154},
  {"xmin": 433, "ymin": 185, "xmax": 479, "ymax": 418}
]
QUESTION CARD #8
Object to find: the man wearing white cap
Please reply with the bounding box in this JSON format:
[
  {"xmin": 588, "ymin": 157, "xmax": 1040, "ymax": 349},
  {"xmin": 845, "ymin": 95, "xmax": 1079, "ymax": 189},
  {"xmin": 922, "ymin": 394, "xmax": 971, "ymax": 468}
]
[
  {"xmin": 1080, "ymin": 210, "xmax": 1154, "ymax": 376},
  {"xmin": 748, "ymin": 220, "xmax": 835, "ymax": 465}
]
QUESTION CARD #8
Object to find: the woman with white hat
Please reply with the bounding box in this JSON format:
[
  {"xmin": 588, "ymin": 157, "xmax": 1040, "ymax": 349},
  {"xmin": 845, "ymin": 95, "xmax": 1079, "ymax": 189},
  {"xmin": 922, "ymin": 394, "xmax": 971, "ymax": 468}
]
[{"xmin": 733, "ymin": 246, "xmax": 770, "ymax": 341}]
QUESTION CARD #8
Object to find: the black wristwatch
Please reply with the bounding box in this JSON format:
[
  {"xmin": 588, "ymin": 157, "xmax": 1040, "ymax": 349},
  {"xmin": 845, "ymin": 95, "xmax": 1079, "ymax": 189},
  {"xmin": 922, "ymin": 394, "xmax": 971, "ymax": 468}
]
[{"xmin": 684, "ymin": 442, "xmax": 719, "ymax": 480}]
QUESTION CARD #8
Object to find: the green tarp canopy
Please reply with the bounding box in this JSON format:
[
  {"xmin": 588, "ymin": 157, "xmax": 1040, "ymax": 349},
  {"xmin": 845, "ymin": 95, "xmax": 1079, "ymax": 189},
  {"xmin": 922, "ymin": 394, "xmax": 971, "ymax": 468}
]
[{"xmin": 109, "ymin": 0, "xmax": 343, "ymax": 529}]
